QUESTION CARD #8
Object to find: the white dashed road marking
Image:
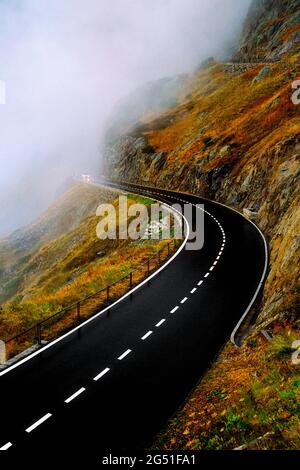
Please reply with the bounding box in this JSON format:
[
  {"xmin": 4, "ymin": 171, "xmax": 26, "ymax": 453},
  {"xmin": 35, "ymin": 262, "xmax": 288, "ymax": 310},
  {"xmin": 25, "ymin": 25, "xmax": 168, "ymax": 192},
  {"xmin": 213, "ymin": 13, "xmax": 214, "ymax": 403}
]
[
  {"xmin": 65, "ymin": 387, "xmax": 86, "ymax": 404},
  {"xmin": 118, "ymin": 349, "xmax": 132, "ymax": 361},
  {"xmin": 93, "ymin": 368, "xmax": 110, "ymax": 382},
  {"xmin": 141, "ymin": 331, "xmax": 153, "ymax": 341},
  {"xmin": 25, "ymin": 413, "xmax": 52, "ymax": 433},
  {"xmin": 0, "ymin": 187, "xmax": 229, "ymax": 450}
]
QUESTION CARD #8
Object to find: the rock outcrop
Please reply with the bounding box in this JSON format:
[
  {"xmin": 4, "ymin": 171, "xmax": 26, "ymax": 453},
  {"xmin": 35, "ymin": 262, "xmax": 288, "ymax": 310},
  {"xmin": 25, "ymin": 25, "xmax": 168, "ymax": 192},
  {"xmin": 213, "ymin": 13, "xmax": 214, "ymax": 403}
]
[
  {"xmin": 234, "ymin": 0, "xmax": 300, "ymax": 62},
  {"xmin": 103, "ymin": 0, "xmax": 300, "ymax": 328}
]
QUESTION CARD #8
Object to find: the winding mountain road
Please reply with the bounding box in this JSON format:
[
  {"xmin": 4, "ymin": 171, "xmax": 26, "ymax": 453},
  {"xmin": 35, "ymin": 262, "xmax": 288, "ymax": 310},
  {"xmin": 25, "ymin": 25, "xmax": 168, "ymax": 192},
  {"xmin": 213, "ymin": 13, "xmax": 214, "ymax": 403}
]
[{"xmin": 0, "ymin": 181, "xmax": 268, "ymax": 455}]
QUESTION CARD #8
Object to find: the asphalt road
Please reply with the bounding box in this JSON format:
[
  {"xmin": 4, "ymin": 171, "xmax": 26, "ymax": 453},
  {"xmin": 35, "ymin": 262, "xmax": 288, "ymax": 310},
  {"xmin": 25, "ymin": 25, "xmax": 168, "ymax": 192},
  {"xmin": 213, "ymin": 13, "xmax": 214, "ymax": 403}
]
[{"xmin": 0, "ymin": 182, "xmax": 267, "ymax": 455}]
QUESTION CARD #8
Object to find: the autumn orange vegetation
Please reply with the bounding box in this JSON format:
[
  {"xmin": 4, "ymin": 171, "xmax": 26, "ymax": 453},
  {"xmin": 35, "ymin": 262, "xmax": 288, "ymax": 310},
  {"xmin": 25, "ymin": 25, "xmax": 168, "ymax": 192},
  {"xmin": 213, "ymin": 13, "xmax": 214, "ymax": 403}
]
[
  {"xmin": 0, "ymin": 188, "xmax": 174, "ymax": 357},
  {"xmin": 154, "ymin": 318, "xmax": 300, "ymax": 450},
  {"xmin": 137, "ymin": 48, "xmax": 300, "ymax": 451},
  {"xmin": 279, "ymin": 23, "xmax": 300, "ymax": 42},
  {"xmin": 138, "ymin": 57, "xmax": 299, "ymax": 178}
]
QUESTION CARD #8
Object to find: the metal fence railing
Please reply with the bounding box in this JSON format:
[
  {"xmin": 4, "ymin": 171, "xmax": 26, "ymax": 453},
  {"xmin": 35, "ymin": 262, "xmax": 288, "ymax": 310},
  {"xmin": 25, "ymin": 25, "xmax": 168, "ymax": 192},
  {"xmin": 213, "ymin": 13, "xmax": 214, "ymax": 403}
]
[{"xmin": 1, "ymin": 239, "xmax": 182, "ymax": 364}]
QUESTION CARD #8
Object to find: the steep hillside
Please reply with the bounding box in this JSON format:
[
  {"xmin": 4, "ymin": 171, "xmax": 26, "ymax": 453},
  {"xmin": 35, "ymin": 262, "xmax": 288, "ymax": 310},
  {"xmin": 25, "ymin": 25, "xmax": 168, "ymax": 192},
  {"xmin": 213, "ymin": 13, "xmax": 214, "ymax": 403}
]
[
  {"xmin": 104, "ymin": 20, "xmax": 300, "ymax": 331},
  {"xmin": 103, "ymin": 0, "xmax": 300, "ymax": 450},
  {"xmin": 0, "ymin": 183, "xmax": 118, "ymax": 302},
  {"xmin": 0, "ymin": 184, "xmax": 170, "ymax": 343},
  {"xmin": 8, "ymin": 182, "xmax": 112, "ymax": 252},
  {"xmin": 106, "ymin": 75, "xmax": 187, "ymax": 142},
  {"xmin": 234, "ymin": 0, "xmax": 300, "ymax": 62},
  {"xmin": 155, "ymin": 318, "xmax": 300, "ymax": 450}
]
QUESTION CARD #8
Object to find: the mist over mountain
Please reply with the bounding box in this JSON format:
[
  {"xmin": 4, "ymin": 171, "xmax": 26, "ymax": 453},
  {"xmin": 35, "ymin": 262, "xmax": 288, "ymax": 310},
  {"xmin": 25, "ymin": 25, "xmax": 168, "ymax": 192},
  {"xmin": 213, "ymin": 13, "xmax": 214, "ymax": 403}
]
[
  {"xmin": 103, "ymin": 0, "xmax": 300, "ymax": 330},
  {"xmin": 0, "ymin": 0, "xmax": 251, "ymax": 236}
]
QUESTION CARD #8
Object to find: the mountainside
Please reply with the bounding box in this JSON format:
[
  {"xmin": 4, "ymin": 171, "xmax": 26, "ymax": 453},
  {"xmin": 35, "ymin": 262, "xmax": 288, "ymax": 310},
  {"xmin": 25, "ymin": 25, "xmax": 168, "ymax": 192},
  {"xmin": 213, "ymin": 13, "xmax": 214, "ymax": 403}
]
[
  {"xmin": 0, "ymin": 183, "xmax": 169, "ymax": 344},
  {"xmin": 106, "ymin": 75, "xmax": 187, "ymax": 142},
  {"xmin": 234, "ymin": 0, "xmax": 300, "ymax": 62},
  {"xmin": 103, "ymin": 0, "xmax": 300, "ymax": 450},
  {"xmin": 103, "ymin": 1, "xmax": 300, "ymax": 330},
  {"xmin": 0, "ymin": 183, "xmax": 118, "ymax": 303}
]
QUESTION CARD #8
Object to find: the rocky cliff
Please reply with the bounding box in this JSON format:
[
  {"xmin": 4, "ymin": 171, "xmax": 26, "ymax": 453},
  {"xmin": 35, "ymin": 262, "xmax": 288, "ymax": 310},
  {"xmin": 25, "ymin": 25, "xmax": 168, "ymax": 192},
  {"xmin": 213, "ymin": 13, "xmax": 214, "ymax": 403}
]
[
  {"xmin": 234, "ymin": 0, "xmax": 300, "ymax": 62},
  {"xmin": 103, "ymin": 0, "xmax": 300, "ymax": 328}
]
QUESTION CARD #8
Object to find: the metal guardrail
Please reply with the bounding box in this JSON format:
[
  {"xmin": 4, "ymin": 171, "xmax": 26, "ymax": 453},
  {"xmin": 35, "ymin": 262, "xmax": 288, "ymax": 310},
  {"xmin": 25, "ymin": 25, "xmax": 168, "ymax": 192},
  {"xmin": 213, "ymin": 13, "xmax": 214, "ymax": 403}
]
[{"xmin": 2, "ymin": 239, "xmax": 181, "ymax": 362}]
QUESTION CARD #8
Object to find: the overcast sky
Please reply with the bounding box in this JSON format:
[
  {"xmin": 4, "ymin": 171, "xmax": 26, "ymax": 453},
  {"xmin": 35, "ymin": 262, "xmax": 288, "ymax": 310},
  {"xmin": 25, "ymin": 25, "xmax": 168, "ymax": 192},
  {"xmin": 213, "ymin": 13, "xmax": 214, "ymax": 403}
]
[{"xmin": 0, "ymin": 0, "xmax": 252, "ymax": 236}]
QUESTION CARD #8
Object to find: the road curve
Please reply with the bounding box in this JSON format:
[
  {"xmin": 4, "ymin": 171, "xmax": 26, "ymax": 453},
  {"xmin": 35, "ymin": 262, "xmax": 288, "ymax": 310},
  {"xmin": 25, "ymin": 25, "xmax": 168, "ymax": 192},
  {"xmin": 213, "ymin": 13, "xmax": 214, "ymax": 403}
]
[{"xmin": 0, "ymin": 182, "xmax": 268, "ymax": 455}]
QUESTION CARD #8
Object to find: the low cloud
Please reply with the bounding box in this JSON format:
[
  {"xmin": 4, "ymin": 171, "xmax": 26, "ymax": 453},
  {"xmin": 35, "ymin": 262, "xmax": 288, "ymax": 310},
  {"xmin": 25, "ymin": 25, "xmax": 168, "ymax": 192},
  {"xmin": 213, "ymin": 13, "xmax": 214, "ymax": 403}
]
[{"xmin": 0, "ymin": 0, "xmax": 251, "ymax": 236}]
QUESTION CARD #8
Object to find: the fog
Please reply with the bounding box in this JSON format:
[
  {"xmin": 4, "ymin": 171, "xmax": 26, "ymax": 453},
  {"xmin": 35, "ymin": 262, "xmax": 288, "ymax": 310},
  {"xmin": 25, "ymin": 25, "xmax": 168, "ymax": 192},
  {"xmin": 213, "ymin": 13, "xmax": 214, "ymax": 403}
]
[{"xmin": 0, "ymin": 0, "xmax": 251, "ymax": 236}]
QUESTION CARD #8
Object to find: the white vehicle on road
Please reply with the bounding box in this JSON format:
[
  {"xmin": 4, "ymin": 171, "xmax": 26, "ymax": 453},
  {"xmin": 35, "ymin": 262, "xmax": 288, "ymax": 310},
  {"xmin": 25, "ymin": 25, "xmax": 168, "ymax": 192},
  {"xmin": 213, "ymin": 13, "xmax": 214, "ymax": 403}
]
[{"xmin": 81, "ymin": 174, "xmax": 92, "ymax": 183}]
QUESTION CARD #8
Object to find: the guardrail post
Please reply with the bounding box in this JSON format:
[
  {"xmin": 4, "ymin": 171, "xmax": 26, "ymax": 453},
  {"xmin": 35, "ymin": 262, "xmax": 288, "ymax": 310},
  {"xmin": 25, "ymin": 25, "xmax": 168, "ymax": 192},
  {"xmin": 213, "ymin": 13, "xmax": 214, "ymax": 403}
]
[
  {"xmin": 36, "ymin": 324, "xmax": 42, "ymax": 346},
  {"xmin": 0, "ymin": 340, "xmax": 6, "ymax": 364},
  {"xmin": 77, "ymin": 302, "xmax": 81, "ymax": 323}
]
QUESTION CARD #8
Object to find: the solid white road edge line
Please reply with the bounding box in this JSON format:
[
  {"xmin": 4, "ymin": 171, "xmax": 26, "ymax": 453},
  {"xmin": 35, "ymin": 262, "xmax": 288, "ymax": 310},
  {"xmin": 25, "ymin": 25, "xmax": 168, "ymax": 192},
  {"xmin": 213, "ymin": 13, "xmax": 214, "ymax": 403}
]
[
  {"xmin": 93, "ymin": 367, "xmax": 110, "ymax": 382},
  {"xmin": 172, "ymin": 187, "xmax": 268, "ymax": 347},
  {"xmin": 64, "ymin": 387, "xmax": 86, "ymax": 404},
  {"xmin": 0, "ymin": 193, "xmax": 190, "ymax": 378},
  {"xmin": 160, "ymin": 184, "xmax": 267, "ymax": 348},
  {"xmin": 25, "ymin": 413, "xmax": 52, "ymax": 433},
  {"xmin": 114, "ymin": 181, "xmax": 268, "ymax": 349}
]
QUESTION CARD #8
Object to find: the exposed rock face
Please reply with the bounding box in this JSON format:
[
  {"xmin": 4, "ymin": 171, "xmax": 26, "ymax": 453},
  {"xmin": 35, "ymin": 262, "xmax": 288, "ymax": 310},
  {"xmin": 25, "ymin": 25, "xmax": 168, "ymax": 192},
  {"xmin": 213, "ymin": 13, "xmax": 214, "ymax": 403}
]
[
  {"xmin": 234, "ymin": 0, "xmax": 300, "ymax": 62},
  {"xmin": 103, "ymin": 0, "xmax": 300, "ymax": 327},
  {"xmin": 221, "ymin": 137, "xmax": 300, "ymax": 325},
  {"xmin": 105, "ymin": 75, "xmax": 187, "ymax": 142},
  {"xmin": 103, "ymin": 136, "xmax": 168, "ymax": 183}
]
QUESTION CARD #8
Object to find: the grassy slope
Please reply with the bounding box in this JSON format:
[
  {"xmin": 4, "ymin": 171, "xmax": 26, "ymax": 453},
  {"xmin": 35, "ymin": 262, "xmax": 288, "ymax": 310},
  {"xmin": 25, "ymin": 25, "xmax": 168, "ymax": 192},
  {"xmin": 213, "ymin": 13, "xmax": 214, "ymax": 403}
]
[
  {"xmin": 155, "ymin": 320, "xmax": 300, "ymax": 450},
  {"xmin": 0, "ymin": 183, "xmax": 118, "ymax": 303},
  {"xmin": 0, "ymin": 184, "xmax": 169, "ymax": 341}
]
